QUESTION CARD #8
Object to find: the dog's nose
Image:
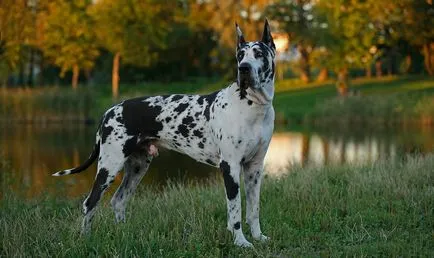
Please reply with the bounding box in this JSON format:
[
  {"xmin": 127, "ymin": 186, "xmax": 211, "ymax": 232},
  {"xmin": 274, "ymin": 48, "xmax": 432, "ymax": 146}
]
[{"xmin": 238, "ymin": 63, "xmax": 252, "ymax": 74}]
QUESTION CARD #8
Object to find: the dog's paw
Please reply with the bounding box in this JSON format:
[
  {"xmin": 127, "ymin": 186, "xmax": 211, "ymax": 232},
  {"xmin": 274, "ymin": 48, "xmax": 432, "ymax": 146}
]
[
  {"xmin": 234, "ymin": 238, "xmax": 253, "ymax": 248},
  {"xmin": 254, "ymin": 234, "xmax": 270, "ymax": 242}
]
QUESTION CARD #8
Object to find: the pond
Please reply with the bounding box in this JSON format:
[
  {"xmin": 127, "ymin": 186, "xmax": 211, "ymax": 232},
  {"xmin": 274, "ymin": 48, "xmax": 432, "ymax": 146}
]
[{"xmin": 1, "ymin": 124, "xmax": 433, "ymax": 198}]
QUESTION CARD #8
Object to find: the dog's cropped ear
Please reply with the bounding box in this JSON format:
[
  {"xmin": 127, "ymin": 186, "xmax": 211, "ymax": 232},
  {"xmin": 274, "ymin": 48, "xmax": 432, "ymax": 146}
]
[
  {"xmin": 262, "ymin": 19, "xmax": 275, "ymax": 50},
  {"xmin": 235, "ymin": 22, "xmax": 246, "ymax": 49}
]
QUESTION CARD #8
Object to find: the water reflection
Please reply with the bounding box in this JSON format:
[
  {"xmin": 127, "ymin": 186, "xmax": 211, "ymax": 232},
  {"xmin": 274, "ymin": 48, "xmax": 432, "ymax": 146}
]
[
  {"xmin": 0, "ymin": 125, "xmax": 432, "ymax": 198},
  {"xmin": 265, "ymin": 133, "xmax": 403, "ymax": 175}
]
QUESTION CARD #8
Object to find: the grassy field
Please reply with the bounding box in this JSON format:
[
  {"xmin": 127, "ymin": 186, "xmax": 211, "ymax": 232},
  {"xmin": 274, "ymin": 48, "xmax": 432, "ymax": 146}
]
[
  {"xmin": 1, "ymin": 155, "xmax": 433, "ymax": 257},
  {"xmin": 274, "ymin": 76, "xmax": 434, "ymax": 126}
]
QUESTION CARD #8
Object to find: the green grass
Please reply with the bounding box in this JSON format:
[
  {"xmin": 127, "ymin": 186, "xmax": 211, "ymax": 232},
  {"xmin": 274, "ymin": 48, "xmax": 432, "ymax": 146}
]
[
  {"xmin": 1, "ymin": 155, "xmax": 433, "ymax": 256},
  {"xmin": 274, "ymin": 76, "xmax": 434, "ymax": 126}
]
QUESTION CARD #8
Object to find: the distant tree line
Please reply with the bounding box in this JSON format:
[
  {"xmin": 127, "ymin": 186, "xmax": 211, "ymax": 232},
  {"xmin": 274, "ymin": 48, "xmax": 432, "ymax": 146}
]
[{"xmin": 0, "ymin": 0, "xmax": 432, "ymax": 97}]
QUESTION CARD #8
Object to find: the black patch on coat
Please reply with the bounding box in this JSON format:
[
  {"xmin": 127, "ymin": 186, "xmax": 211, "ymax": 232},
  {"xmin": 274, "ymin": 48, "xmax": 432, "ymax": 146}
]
[
  {"xmin": 100, "ymin": 109, "xmax": 117, "ymax": 144},
  {"xmin": 171, "ymin": 95, "xmax": 183, "ymax": 101},
  {"xmin": 174, "ymin": 103, "xmax": 189, "ymax": 114},
  {"xmin": 201, "ymin": 91, "xmax": 218, "ymax": 121},
  {"xmin": 182, "ymin": 116, "xmax": 194, "ymax": 125},
  {"xmin": 165, "ymin": 117, "xmax": 172, "ymax": 123},
  {"xmin": 234, "ymin": 222, "xmax": 241, "ymax": 230},
  {"xmin": 177, "ymin": 124, "xmax": 189, "ymax": 137},
  {"xmin": 198, "ymin": 142, "xmax": 204, "ymax": 149},
  {"xmin": 85, "ymin": 168, "xmax": 109, "ymax": 212},
  {"xmin": 122, "ymin": 136, "xmax": 138, "ymax": 156},
  {"xmin": 205, "ymin": 159, "xmax": 216, "ymax": 166},
  {"xmin": 236, "ymin": 87, "xmax": 247, "ymax": 100},
  {"xmin": 100, "ymin": 125, "xmax": 113, "ymax": 144},
  {"xmin": 220, "ymin": 161, "xmax": 238, "ymax": 200},
  {"xmin": 193, "ymin": 129, "xmax": 203, "ymax": 138},
  {"xmin": 121, "ymin": 97, "xmax": 164, "ymax": 140}
]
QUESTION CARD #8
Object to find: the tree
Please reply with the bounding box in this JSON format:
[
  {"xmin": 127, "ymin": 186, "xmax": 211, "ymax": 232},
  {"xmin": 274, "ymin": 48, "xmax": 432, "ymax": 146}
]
[
  {"xmin": 399, "ymin": 0, "xmax": 434, "ymax": 75},
  {"xmin": 189, "ymin": 0, "xmax": 272, "ymax": 75},
  {"xmin": 39, "ymin": 0, "xmax": 99, "ymax": 89},
  {"xmin": 265, "ymin": 0, "xmax": 321, "ymax": 82},
  {"xmin": 0, "ymin": 0, "xmax": 34, "ymax": 86},
  {"xmin": 315, "ymin": 0, "xmax": 377, "ymax": 91},
  {"xmin": 90, "ymin": 0, "xmax": 172, "ymax": 98}
]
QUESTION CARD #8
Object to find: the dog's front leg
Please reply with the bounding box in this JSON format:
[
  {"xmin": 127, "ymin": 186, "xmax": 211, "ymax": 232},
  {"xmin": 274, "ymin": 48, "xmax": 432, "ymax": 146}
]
[
  {"xmin": 244, "ymin": 159, "xmax": 269, "ymax": 242},
  {"xmin": 220, "ymin": 160, "xmax": 252, "ymax": 247}
]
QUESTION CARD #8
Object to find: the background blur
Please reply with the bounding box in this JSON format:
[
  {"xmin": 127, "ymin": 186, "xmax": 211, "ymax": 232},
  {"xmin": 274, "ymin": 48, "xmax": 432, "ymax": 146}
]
[
  {"xmin": 0, "ymin": 0, "xmax": 433, "ymax": 197},
  {"xmin": 1, "ymin": 0, "xmax": 433, "ymax": 90}
]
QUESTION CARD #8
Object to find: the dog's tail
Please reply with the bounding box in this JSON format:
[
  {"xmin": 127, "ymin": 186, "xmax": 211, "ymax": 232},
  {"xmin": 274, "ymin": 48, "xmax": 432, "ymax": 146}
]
[{"xmin": 52, "ymin": 142, "xmax": 100, "ymax": 176}]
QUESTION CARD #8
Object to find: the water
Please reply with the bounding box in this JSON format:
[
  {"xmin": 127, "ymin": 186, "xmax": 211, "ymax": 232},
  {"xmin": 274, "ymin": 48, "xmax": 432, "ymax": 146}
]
[{"xmin": 1, "ymin": 124, "xmax": 433, "ymax": 198}]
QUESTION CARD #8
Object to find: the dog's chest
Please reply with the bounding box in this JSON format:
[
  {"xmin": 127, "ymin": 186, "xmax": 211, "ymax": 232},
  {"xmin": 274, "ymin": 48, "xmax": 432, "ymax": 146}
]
[{"xmin": 211, "ymin": 99, "xmax": 274, "ymax": 161}]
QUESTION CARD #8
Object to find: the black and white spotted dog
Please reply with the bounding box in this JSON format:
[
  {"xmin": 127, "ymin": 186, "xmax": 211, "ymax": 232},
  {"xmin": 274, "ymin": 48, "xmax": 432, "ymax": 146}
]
[{"xmin": 53, "ymin": 20, "xmax": 276, "ymax": 247}]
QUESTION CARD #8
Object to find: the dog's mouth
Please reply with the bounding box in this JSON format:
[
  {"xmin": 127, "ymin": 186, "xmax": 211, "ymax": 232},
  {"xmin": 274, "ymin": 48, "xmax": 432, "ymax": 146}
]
[{"xmin": 238, "ymin": 74, "xmax": 256, "ymax": 89}]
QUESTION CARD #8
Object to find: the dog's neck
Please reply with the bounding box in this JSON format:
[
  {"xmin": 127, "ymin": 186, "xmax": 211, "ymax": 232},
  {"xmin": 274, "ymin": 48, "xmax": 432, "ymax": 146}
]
[
  {"xmin": 246, "ymin": 80, "xmax": 274, "ymax": 105},
  {"xmin": 234, "ymin": 79, "xmax": 274, "ymax": 106}
]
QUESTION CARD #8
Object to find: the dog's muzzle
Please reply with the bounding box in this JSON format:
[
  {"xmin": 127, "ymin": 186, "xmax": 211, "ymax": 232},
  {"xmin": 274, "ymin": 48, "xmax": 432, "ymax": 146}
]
[{"xmin": 238, "ymin": 63, "xmax": 255, "ymax": 89}]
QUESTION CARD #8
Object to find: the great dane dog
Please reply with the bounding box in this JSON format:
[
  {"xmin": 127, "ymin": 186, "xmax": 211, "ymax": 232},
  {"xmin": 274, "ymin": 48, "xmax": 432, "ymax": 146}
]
[{"xmin": 53, "ymin": 20, "xmax": 276, "ymax": 247}]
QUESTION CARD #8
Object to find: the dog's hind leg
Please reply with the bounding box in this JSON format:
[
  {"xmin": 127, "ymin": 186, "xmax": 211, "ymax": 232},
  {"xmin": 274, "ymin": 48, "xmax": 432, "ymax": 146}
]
[
  {"xmin": 111, "ymin": 150, "xmax": 152, "ymax": 223},
  {"xmin": 81, "ymin": 144, "xmax": 127, "ymax": 235}
]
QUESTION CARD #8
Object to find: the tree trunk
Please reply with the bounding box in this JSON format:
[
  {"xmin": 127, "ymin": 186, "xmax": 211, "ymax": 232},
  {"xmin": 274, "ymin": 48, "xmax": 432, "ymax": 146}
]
[
  {"xmin": 404, "ymin": 55, "xmax": 412, "ymax": 74},
  {"xmin": 423, "ymin": 43, "xmax": 433, "ymax": 75},
  {"xmin": 316, "ymin": 68, "xmax": 328, "ymax": 82},
  {"xmin": 336, "ymin": 68, "xmax": 349, "ymax": 97},
  {"xmin": 72, "ymin": 64, "xmax": 79, "ymax": 90},
  {"xmin": 375, "ymin": 60, "xmax": 383, "ymax": 77},
  {"xmin": 38, "ymin": 51, "xmax": 45, "ymax": 86},
  {"xmin": 112, "ymin": 52, "xmax": 121, "ymax": 99},
  {"xmin": 18, "ymin": 62, "xmax": 25, "ymax": 86},
  {"xmin": 366, "ymin": 65, "xmax": 372, "ymax": 78},
  {"xmin": 27, "ymin": 48, "xmax": 34, "ymax": 87},
  {"xmin": 298, "ymin": 45, "xmax": 310, "ymax": 83}
]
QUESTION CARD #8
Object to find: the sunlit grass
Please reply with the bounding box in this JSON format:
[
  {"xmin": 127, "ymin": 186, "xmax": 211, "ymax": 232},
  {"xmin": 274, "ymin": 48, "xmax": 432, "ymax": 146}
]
[
  {"xmin": 1, "ymin": 155, "xmax": 433, "ymax": 256},
  {"xmin": 274, "ymin": 76, "xmax": 434, "ymax": 125}
]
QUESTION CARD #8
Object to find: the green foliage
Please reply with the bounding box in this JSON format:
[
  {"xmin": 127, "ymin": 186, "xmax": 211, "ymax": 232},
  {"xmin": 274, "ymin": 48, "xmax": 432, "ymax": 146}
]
[
  {"xmin": 1, "ymin": 155, "xmax": 433, "ymax": 256},
  {"xmin": 315, "ymin": 0, "xmax": 377, "ymax": 72},
  {"xmin": 39, "ymin": 0, "xmax": 99, "ymax": 77},
  {"xmin": 89, "ymin": 0, "xmax": 172, "ymax": 67},
  {"xmin": 0, "ymin": 0, "xmax": 34, "ymax": 80}
]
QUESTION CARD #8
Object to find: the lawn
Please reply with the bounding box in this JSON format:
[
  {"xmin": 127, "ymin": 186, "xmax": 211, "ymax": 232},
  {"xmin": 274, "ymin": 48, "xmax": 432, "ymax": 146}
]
[{"xmin": 1, "ymin": 155, "xmax": 433, "ymax": 256}]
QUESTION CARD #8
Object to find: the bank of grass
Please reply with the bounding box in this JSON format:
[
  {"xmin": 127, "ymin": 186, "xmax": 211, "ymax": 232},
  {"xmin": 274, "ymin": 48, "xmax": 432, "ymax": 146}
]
[
  {"xmin": 1, "ymin": 155, "xmax": 433, "ymax": 256},
  {"xmin": 273, "ymin": 76, "xmax": 434, "ymax": 126}
]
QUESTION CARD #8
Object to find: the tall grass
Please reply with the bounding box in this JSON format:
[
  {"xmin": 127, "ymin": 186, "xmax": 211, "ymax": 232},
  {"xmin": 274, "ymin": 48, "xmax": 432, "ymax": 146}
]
[
  {"xmin": 0, "ymin": 79, "xmax": 223, "ymax": 124},
  {"xmin": 0, "ymin": 87, "xmax": 95, "ymax": 123},
  {"xmin": 1, "ymin": 155, "xmax": 433, "ymax": 256},
  {"xmin": 307, "ymin": 93, "xmax": 434, "ymax": 128}
]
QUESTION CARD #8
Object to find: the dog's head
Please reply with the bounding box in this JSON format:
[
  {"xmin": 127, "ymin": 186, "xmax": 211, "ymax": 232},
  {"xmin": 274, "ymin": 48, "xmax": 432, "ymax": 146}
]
[{"xmin": 236, "ymin": 19, "xmax": 276, "ymax": 91}]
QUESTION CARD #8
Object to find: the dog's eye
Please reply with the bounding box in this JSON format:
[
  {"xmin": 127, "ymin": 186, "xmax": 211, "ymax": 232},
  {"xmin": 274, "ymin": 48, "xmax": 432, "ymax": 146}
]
[
  {"xmin": 237, "ymin": 52, "xmax": 244, "ymax": 61},
  {"xmin": 255, "ymin": 52, "xmax": 263, "ymax": 58}
]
